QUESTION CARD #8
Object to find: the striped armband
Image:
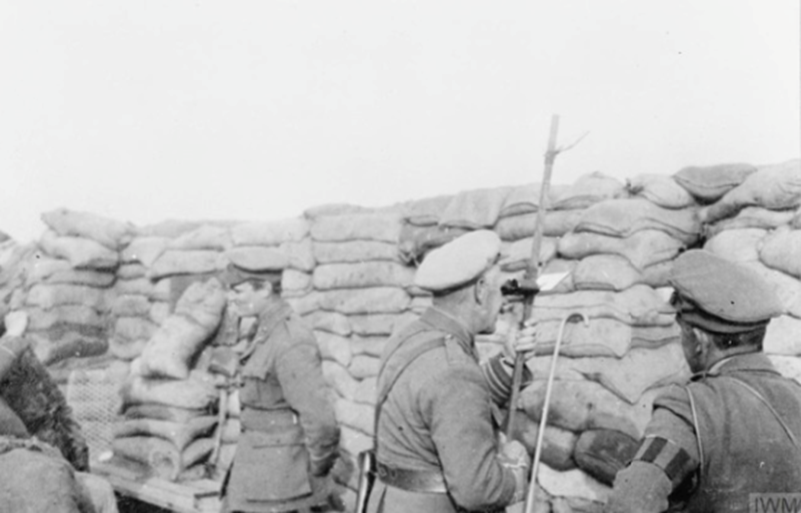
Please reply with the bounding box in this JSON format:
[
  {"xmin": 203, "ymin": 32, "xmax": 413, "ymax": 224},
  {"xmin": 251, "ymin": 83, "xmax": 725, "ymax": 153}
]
[{"xmin": 633, "ymin": 436, "xmax": 698, "ymax": 487}]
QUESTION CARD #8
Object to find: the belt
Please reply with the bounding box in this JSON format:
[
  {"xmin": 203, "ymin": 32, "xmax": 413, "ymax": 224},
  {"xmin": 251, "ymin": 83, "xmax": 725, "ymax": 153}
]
[
  {"xmin": 240, "ymin": 407, "xmax": 298, "ymax": 431},
  {"xmin": 376, "ymin": 461, "xmax": 448, "ymax": 494}
]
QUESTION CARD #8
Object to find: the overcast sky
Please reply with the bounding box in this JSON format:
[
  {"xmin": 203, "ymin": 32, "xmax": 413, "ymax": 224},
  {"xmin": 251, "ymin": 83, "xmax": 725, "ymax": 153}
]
[{"xmin": 0, "ymin": 1, "xmax": 798, "ymax": 242}]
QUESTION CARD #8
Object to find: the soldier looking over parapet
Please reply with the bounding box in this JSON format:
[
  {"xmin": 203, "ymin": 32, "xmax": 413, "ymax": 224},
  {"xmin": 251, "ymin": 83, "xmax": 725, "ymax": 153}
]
[{"xmin": 366, "ymin": 230, "xmax": 537, "ymax": 513}]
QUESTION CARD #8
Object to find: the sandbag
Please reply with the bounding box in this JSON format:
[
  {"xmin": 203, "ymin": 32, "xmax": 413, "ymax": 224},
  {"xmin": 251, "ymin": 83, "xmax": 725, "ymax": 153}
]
[
  {"xmin": 27, "ymin": 257, "xmax": 115, "ymax": 288},
  {"xmin": 116, "ymin": 278, "xmax": 162, "ymax": 300},
  {"xmin": 742, "ymin": 261, "xmax": 801, "ymax": 318},
  {"xmin": 499, "ymin": 183, "xmax": 560, "ymax": 218},
  {"xmin": 626, "ymin": 174, "xmax": 696, "ymax": 209},
  {"xmin": 169, "ymin": 225, "xmax": 232, "ymax": 251},
  {"xmin": 574, "ymin": 199, "xmax": 700, "ymax": 244},
  {"xmin": 124, "ymin": 404, "xmax": 210, "ymax": 423},
  {"xmin": 499, "ymin": 237, "xmax": 558, "ymax": 272},
  {"xmin": 768, "ymin": 355, "xmax": 801, "ymax": 384},
  {"xmin": 764, "ymin": 315, "xmax": 801, "ymax": 356},
  {"xmin": 112, "ymin": 416, "xmax": 217, "ymax": 452},
  {"xmin": 574, "ymin": 429, "xmax": 639, "ymax": 486},
  {"xmin": 112, "ymin": 295, "xmax": 152, "ymax": 317},
  {"xmin": 120, "ymin": 236, "xmax": 169, "ymax": 266},
  {"xmin": 348, "ymin": 355, "xmax": 380, "ymax": 379},
  {"xmin": 509, "ymin": 414, "xmax": 577, "ymax": 471},
  {"xmin": 334, "ymin": 398, "xmax": 374, "ymax": 436},
  {"xmin": 521, "ymin": 380, "xmax": 662, "ymax": 439},
  {"xmin": 39, "ymin": 230, "xmax": 119, "ymax": 270},
  {"xmin": 118, "ymin": 263, "xmax": 147, "ymax": 280},
  {"xmin": 149, "ymin": 250, "xmax": 223, "ymax": 279},
  {"xmin": 532, "ymin": 319, "xmax": 678, "ymax": 359},
  {"xmin": 313, "ymin": 262, "xmax": 415, "ymax": 290},
  {"xmin": 41, "ymin": 207, "xmax": 136, "ymax": 250},
  {"xmin": 704, "ymin": 206, "xmax": 795, "ymax": 238},
  {"xmin": 281, "ymin": 269, "xmax": 313, "ymax": 296},
  {"xmin": 759, "ymin": 225, "xmax": 801, "ymax": 279},
  {"xmin": 304, "ymin": 203, "xmax": 368, "ymax": 219},
  {"xmin": 438, "ymin": 186, "xmax": 513, "ymax": 229},
  {"xmin": 531, "ymin": 285, "xmax": 675, "ymax": 327},
  {"xmin": 26, "ymin": 305, "xmax": 105, "ymax": 331},
  {"xmin": 704, "ymin": 159, "xmax": 801, "ymax": 223},
  {"xmin": 109, "ymin": 336, "xmax": 147, "ymax": 361},
  {"xmin": 353, "ymin": 377, "xmax": 377, "ymax": 406},
  {"xmin": 120, "ymin": 372, "xmax": 218, "ymax": 410},
  {"xmin": 494, "ymin": 210, "xmax": 583, "ymax": 241},
  {"xmin": 551, "ymin": 172, "xmax": 626, "ymax": 210},
  {"xmin": 285, "ymin": 292, "xmax": 321, "ymax": 316},
  {"xmin": 528, "ymin": 343, "xmax": 689, "ymax": 404},
  {"xmin": 558, "ymin": 230, "xmax": 685, "ymax": 270},
  {"xmin": 311, "ymin": 213, "xmax": 403, "ymax": 243},
  {"xmin": 313, "ymin": 240, "xmax": 400, "ymax": 264},
  {"xmin": 537, "ymin": 464, "xmax": 611, "ymax": 504},
  {"xmin": 29, "ymin": 331, "xmax": 109, "ymax": 366},
  {"xmin": 303, "ymin": 311, "xmax": 352, "ymax": 336},
  {"xmin": 703, "ymin": 228, "xmax": 766, "ymax": 263},
  {"xmin": 541, "ymin": 259, "xmax": 578, "ymax": 294},
  {"xmin": 138, "ymin": 279, "xmax": 225, "ymax": 379},
  {"xmin": 350, "ymin": 336, "xmax": 388, "ymax": 358},
  {"xmin": 400, "ymin": 195, "xmax": 453, "ymax": 226},
  {"xmin": 572, "ymin": 254, "xmax": 642, "ymax": 291},
  {"xmin": 673, "ymin": 162, "xmax": 756, "ymax": 202},
  {"xmin": 219, "ymin": 419, "xmax": 241, "ymax": 444},
  {"xmin": 114, "ymin": 316, "xmax": 158, "ymax": 341},
  {"xmin": 111, "ymin": 435, "xmax": 214, "ymax": 481},
  {"xmin": 26, "ymin": 284, "xmax": 107, "ymax": 312},
  {"xmin": 316, "ymin": 287, "xmax": 410, "ymax": 314},
  {"xmin": 348, "ymin": 312, "xmax": 417, "ymax": 336},
  {"xmin": 322, "ymin": 361, "xmax": 358, "ymax": 401},
  {"xmin": 316, "ymin": 331, "xmax": 352, "ymax": 368},
  {"xmin": 230, "ymin": 218, "xmax": 310, "ymax": 246},
  {"xmin": 279, "ymin": 239, "xmax": 316, "ymax": 271},
  {"xmin": 149, "ymin": 301, "xmax": 172, "ymax": 325}
]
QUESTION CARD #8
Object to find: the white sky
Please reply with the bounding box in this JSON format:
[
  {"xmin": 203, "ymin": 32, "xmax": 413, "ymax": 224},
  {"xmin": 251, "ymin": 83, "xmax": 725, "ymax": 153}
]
[{"xmin": 1, "ymin": 0, "xmax": 799, "ymax": 242}]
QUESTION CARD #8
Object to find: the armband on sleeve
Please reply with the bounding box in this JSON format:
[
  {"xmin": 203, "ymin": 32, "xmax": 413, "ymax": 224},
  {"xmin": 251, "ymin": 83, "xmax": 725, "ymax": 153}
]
[{"xmin": 633, "ymin": 436, "xmax": 698, "ymax": 489}]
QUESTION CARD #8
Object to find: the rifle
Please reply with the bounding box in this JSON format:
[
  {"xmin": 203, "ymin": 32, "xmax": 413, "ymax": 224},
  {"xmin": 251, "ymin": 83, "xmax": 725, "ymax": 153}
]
[{"xmin": 503, "ymin": 114, "xmax": 561, "ymax": 439}]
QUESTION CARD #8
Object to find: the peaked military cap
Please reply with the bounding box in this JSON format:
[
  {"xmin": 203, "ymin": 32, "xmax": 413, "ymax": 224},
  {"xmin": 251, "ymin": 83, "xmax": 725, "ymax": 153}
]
[
  {"xmin": 222, "ymin": 247, "xmax": 287, "ymax": 287},
  {"xmin": 669, "ymin": 249, "xmax": 783, "ymax": 333},
  {"xmin": 414, "ymin": 229, "xmax": 502, "ymax": 292}
]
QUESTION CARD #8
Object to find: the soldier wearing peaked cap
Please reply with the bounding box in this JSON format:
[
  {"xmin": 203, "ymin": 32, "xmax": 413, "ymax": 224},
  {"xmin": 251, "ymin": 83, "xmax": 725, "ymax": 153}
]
[
  {"xmin": 606, "ymin": 250, "xmax": 801, "ymax": 513},
  {"xmin": 365, "ymin": 230, "xmax": 536, "ymax": 513},
  {"xmin": 219, "ymin": 254, "xmax": 343, "ymax": 513}
]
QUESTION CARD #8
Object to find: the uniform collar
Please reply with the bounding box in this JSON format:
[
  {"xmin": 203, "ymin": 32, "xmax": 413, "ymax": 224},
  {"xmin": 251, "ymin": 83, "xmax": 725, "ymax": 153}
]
[
  {"xmin": 419, "ymin": 307, "xmax": 475, "ymax": 350},
  {"xmin": 256, "ymin": 296, "xmax": 292, "ymax": 337},
  {"xmin": 691, "ymin": 351, "xmax": 778, "ymax": 381}
]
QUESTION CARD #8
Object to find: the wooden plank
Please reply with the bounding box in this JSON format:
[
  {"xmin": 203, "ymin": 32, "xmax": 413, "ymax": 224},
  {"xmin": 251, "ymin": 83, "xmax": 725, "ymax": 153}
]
[{"xmin": 93, "ymin": 461, "xmax": 222, "ymax": 513}]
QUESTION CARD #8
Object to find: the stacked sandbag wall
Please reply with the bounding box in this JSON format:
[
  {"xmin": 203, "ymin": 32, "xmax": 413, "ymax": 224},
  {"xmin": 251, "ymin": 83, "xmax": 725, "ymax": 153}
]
[
  {"xmin": 693, "ymin": 160, "xmax": 801, "ymax": 381},
  {"xmin": 11, "ymin": 210, "xmax": 136, "ymax": 380}
]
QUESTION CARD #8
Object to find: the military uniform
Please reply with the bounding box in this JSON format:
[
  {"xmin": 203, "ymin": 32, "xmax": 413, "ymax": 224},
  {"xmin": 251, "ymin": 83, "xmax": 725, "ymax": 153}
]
[
  {"xmin": 606, "ymin": 250, "xmax": 801, "ymax": 513},
  {"xmin": 222, "ymin": 296, "xmax": 340, "ymax": 513},
  {"xmin": 366, "ymin": 230, "xmax": 527, "ymax": 513}
]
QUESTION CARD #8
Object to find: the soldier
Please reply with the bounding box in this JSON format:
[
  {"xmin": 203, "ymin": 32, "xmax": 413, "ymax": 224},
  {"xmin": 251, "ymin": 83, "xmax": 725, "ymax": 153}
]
[
  {"xmin": 366, "ymin": 230, "xmax": 533, "ymax": 513},
  {"xmin": 219, "ymin": 253, "xmax": 342, "ymax": 513},
  {"xmin": 605, "ymin": 250, "xmax": 801, "ymax": 513}
]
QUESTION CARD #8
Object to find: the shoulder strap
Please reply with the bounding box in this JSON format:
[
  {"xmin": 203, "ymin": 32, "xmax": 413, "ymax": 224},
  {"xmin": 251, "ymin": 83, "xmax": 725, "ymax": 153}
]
[
  {"xmin": 373, "ymin": 332, "xmax": 446, "ymax": 445},
  {"xmin": 727, "ymin": 376, "xmax": 801, "ymax": 450},
  {"xmin": 684, "ymin": 386, "xmax": 705, "ymax": 474}
]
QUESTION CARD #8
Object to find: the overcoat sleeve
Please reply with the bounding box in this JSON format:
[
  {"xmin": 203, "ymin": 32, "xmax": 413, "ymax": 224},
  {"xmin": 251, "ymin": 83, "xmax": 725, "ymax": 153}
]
[
  {"xmin": 422, "ymin": 358, "xmax": 517, "ymax": 511},
  {"xmin": 274, "ymin": 316, "xmax": 340, "ymax": 475}
]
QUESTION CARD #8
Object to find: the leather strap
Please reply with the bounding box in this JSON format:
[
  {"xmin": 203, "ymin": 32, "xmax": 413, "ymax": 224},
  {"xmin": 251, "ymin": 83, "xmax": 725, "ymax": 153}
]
[
  {"xmin": 727, "ymin": 377, "xmax": 801, "ymax": 450},
  {"xmin": 375, "ymin": 461, "xmax": 447, "ymax": 493}
]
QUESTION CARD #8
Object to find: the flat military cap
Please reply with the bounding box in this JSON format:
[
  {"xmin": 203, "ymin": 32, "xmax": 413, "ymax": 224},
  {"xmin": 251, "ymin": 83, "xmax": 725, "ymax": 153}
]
[
  {"xmin": 669, "ymin": 249, "xmax": 783, "ymax": 333},
  {"xmin": 414, "ymin": 229, "xmax": 502, "ymax": 292},
  {"xmin": 222, "ymin": 247, "xmax": 287, "ymax": 287}
]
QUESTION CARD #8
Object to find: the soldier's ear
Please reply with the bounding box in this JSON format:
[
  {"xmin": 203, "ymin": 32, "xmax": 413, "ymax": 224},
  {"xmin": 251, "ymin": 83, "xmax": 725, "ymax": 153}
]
[{"xmin": 473, "ymin": 276, "xmax": 487, "ymax": 305}]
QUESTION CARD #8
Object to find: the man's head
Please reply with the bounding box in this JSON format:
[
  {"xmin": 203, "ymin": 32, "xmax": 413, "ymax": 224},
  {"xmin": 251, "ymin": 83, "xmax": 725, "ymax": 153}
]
[
  {"xmin": 668, "ymin": 249, "xmax": 782, "ymax": 372},
  {"xmin": 414, "ymin": 230, "xmax": 504, "ymax": 334},
  {"xmin": 221, "ymin": 246, "xmax": 287, "ymax": 315}
]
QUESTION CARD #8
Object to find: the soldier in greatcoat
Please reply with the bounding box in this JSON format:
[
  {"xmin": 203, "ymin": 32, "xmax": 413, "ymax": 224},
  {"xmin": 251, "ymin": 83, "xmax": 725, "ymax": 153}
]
[
  {"xmin": 366, "ymin": 230, "xmax": 534, "ymax": 513},
  {"xmin": 605, "ymin": 250, "xmax": 801, "ymax": 513},
  {"xmin": 219, "ymin": 254, "xmax": 341, "ymax": 513}
]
